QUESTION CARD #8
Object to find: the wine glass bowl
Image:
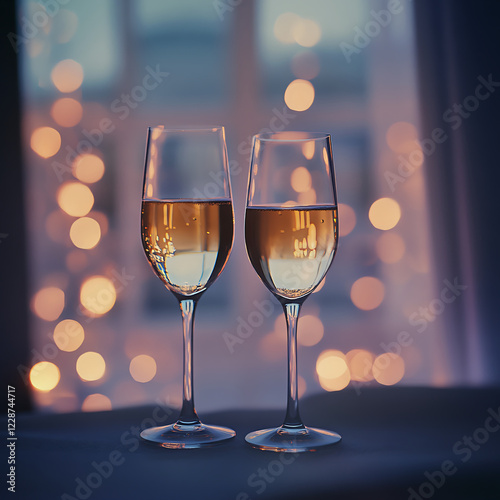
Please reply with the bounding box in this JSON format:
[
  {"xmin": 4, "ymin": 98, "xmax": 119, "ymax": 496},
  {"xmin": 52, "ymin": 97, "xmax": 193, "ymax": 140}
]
[
  {"xmin": 244, "ymin": 132, "xmax": 341, "ymax": 452},
  {"xmin": 141, "ymin": 199, "xmax": 233, "ymax": 298},
  {"xmin": 139, "ymin": 126, "xmax": 236, "ymax": 448}
]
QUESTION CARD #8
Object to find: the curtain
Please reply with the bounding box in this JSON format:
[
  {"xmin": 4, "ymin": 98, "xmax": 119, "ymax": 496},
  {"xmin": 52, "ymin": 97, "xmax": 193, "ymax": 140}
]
[{"xmin": 415, "ymin": 0, "xmax": 500, "ymax": 384}]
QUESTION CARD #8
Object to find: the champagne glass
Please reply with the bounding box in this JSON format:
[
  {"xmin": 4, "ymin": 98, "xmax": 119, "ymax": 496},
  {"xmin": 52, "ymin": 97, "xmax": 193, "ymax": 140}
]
[
  {"xmin": 140, "ymin": 126, "xmax": 236, "ymax": 448},
  {"xmin": 244, "ymin": 132, "xmax": 340, "ymax": 452}
]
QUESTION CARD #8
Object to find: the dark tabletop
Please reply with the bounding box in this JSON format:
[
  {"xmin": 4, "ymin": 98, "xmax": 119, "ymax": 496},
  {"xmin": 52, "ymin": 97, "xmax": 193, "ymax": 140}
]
[{"xmin": 14, "ymin": 387, "xmax": 500, "ymax": 500}]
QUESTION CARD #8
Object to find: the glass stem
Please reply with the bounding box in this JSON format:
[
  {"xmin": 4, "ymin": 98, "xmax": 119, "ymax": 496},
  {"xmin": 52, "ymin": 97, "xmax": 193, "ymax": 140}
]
[
  {"xmin": 282, "ymin": 302, "xmax": 305, "ymax": 429},
  {"xmin": 177, "ymin": 299, "xmax": 200, "ymax": 425}
]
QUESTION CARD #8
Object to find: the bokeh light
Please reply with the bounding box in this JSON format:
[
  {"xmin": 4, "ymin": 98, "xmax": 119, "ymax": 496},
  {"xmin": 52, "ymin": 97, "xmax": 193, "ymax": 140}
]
[
  {"xmin": 53, "ymin": 9, "xmax": 78, "ymax": 44},
  {"xmin": 274, "ymin": 13, "xmax": 321, "ymax": 47},
  {"xmin": 319, "ymin": 374, "xmax": 351, "ymax": 392},
  {"xmin": 30, "ymin": 362, "xmax": 60, "ymax": 391},
  {"xmin": 80, "ymin": 276, "xmax": 116, "ymax": 316},
  {"xmin": 70, "ymin": 217, "xmax": 101, "ymax": 249},
  {"xmin": 316, "ymin": 350, "xmax": 347, "ymax": 378},
  {"xmin": 72, "ymin": 154, "xmax": 105, "ymax": 183},
  {"xmin": 376, "ymin": 232, "xmax": 406, "ymax": 263},
  {"xmin": 372, "ymin": 353, "xmax": 405, "ymax": 385},
  {"xmin": 350, "ymin": 277, "xmax": 385, "ymax": 311},
  {"xmin": 292, "ymin": 18, "xmax": 321, "ymax": 47},
  {"xmin": 324, "ymin": 147, "xmax": 331, "ymax": 167},
  {"xmin": 298, "ymin": 315, "xmax": 324, "ymax": 346},
  {"xmin": 290, "ymin": 166, "xmax": 312, "ymax": 192},
  {"xmin": 273, "ymin": 12, "xmax": 301, "ymax": 44},
  {"xmin": 51, "ymin": 59, "xmax": 84, "ymax": 93},
  {"xmin": 346, "ymin": 349, "xmax": 375, "ymax": 382},
  {"xmin": 316, "ymin": 350, "xmax": 351, "ymax": 391},
  {"xmin": 76, "ymin": 352, "xmax": 106, "ymax": 381},
  {"xmin": 386, "ymin": 121, "xmax": 419, "ymax": 154},
  {"xmin": 129, "ymin": 355, "xmax": 157, "ymax": 383},
  {"xmin": 338, "ymin": 203, "xmax": 356, "ymax": 236},
  {"xmin": 151, "ymin": 127, "xmax": 164, "ymax": 140},
  {"xmin": 66, "ymin": 250, "xmax": 88, "ymax": 273},
  {"xmin": 297, "ymin": 188, "xmax": 317, "ymax": 205},
  {"xmin": 284, "ymin": 79, "xmax": 315, "ymax": 112},
  {"xmin": 32, "ymin": 287, "xmax": 65, "ymax": 321},
  {"xmin": 369, "ymin": 198, "xmax": 401, "ymax": 230},
  {"xmin": 82, "ymin": 394, "xmax": 112, "ymax": 412},
  {"xmin": 123, "ymin": 331, "xmax": 175, "ymax": 370},
  {"xmin": 57, "ymin": 182, "xmax": 94, "ymax": 217},
  {"xmin": 292, "ymin": 51, "xmax": 320, "ymax": 80},
  {"xmin": 53, "ymin": 319, "xmax": 84, "ymax": 352},
  {"xmin": 50, "ymin": 98, "xmax": 83, "ymax": 127},
  {"xmin": 30, "ymin": 127, "xmax": 61, "ymax": 158},
  {"xmin": 301, "ymin": 140, "xmax": 316, "ymax": 160}
]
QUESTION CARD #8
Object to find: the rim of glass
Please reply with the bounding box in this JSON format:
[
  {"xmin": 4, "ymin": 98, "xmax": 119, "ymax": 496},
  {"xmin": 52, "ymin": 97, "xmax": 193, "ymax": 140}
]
[
  {"xmin": 147, "ymin": 125, "xmax": 224, "ymax": 132},
  {"xmin": 253, "ymin": 132, "xmax": 331, "ymax": 143}
]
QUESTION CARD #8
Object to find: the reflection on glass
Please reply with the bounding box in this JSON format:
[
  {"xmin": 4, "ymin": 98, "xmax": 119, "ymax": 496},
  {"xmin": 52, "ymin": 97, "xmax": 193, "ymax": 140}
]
[
  {"xmin": 244, "ymin": 132, "xmax": 341, "ymax": 452},
  {"xmin": 139, "ymin": 126, "xmax": 236, "ymax": 449}
]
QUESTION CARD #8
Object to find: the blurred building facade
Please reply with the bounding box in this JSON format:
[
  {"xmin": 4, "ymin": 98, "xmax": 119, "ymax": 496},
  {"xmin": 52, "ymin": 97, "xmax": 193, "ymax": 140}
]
[{"xmin": 20, "ymin": 0, "xmax": 453, "ymax": 413}]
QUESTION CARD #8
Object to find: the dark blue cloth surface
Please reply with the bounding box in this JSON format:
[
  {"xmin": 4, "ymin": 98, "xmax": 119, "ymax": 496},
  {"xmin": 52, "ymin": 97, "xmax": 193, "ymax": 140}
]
[{"xmin": 15, "ymin": 387, "xmax": 500, "ymax": 499}]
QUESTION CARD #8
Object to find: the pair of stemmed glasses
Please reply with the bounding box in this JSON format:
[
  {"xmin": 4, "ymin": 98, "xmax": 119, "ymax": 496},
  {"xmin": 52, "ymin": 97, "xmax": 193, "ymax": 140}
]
[{"xmin": 140, "ymin": 126, "xmax": 339, "ymax": 452}]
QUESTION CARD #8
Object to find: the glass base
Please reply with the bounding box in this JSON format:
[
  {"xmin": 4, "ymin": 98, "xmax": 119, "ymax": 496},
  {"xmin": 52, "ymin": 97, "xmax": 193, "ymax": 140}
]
[
  {"xmin": 141, "ymin": 421, "xmax": 236, "ymax": 449},
  {"xmin": 245, "ymin": 425, "xmax": 341, "ymax": 452}
]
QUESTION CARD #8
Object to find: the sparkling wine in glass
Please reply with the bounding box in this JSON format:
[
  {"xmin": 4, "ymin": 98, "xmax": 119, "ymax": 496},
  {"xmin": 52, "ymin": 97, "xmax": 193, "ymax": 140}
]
[
  {"xmin": 244, "ymin": 132, "xmax": 341, "ymax": 452},
  {"xmin": 140, "ymin": 126, "xmax": 236, "ymax": 448}
]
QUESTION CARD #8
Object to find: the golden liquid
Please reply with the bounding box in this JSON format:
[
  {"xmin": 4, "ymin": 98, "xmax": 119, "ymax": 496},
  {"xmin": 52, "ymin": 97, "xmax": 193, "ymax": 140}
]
[
  {"xmin": 245, "ymin": 206, "xmax": 338, "ymax": 300},
  {"xmin": 142, "ymin": 200, "xmax": 233, "ymax": 296}
]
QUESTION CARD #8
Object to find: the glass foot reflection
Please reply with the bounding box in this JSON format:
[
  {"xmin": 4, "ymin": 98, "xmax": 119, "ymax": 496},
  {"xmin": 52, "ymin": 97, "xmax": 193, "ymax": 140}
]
[
  {"xmin": 141, "ymin": 421, "xmax": 236, "ymax": 449},
  {"xmin": 245, "ymin": 425, "xmax": 341, "ymax": 452}
]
